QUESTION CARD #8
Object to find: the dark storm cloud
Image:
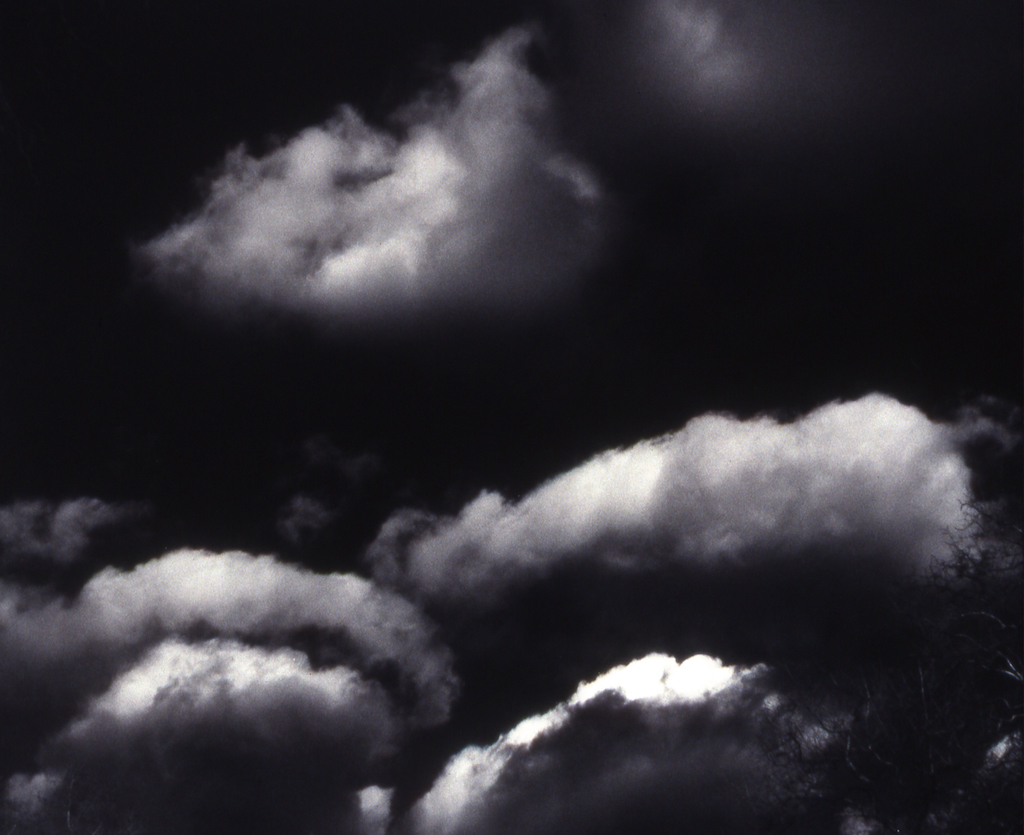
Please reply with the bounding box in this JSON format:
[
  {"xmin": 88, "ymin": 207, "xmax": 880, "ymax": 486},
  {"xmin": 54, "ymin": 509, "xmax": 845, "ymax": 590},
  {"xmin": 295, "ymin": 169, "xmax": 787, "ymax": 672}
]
[
  {"xmin": 0, "ymin": 498, "xmax": 146, "ymax": 568},
  {"xmin": 368, "ymin": 394, "xmax": 974, "ymax": 606},
  {"xmin": 140, "ymin": 26, "xmax": 605, "ymax": 328},
  {"xmin": 402, "ymin": 653, "xmax": 772, "ymax": 835}
]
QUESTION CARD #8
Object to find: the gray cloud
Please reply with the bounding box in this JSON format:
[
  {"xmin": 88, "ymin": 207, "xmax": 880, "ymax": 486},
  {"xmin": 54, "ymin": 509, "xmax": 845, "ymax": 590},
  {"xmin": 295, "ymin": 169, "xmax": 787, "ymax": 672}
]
[
  {"xmin": 0, "ymin": 551, "xmax": 459, "ymax": 833},
  {"xmin": 275, "ymin": 440, "xmax": 385, "ymax": 546},
  {"xmin": 0, "ymin": 498, "xmax": 146, "ymax": 567},
  {"xmin": 368, "ymin": 394, "xmax": 974, "ymax": 606},
  {"xmin": 276, "ymin": 493, "xmax": 339, "ymax": 545},
  {"xmin": 7, "ymin": 639, "xmax": 404, "ymax": 835},
  {"xmin": 558, "ymin": 0, "xmax": 980, "ymax": 149},
  {"xmin": 0, "ymin": 548, "xmax": 458, "ymax": 727},
  {"xmin": 141, "ymin": 27, "xmax": 605, "ymax": 327},
  {"xmin": 403, "ymin": 653, "xmax": 770, "ymax": 835}
]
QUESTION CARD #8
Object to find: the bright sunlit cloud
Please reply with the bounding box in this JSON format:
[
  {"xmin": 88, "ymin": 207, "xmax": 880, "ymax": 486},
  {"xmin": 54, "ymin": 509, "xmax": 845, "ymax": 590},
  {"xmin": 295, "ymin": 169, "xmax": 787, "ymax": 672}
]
[
  {"xmin": 369, "ymin": 394, "xmax": 975, "ymax": 603},
  {"xmin": 141, "ymin": 27, "xmax": 605, "ymax": 328},
  {"xmin": 408, "ymin": 652, "xmax": 758, "ymax": 835}
]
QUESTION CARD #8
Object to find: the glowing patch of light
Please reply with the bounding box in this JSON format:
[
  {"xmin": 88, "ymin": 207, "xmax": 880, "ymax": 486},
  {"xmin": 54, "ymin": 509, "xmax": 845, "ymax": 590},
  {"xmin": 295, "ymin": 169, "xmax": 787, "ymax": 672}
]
[{"xmin": 571, "ymin": 653, "xmax": 738, "ymax": 707}]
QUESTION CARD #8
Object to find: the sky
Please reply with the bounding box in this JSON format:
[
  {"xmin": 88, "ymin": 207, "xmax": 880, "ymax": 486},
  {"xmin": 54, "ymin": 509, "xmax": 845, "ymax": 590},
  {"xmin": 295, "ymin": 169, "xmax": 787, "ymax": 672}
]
[{"xmin": 0, "ymin": 1, "xmax": 1021, "ymax": 833}]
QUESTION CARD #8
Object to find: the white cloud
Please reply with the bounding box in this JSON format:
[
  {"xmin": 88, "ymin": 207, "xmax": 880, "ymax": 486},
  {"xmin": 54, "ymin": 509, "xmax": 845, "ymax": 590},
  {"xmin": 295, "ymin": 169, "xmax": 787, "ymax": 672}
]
[
  {"xmin": 569, "ymin": 653, "xmax": 741, "ymax": 707},
  {"xmin": 141, "ymin": 27, "xmax": 604, "ymax": 326},
  {"xmin": 56, "ymin": 638, "xmax": 400, "ymax": 757},
  {"xmin": 369, "ymin": 394, "xmax": 974, "ymax": 603},
  {"xmin": 358, "ymin": 786, "xmax": 394, "ymax": 835},
  {"xmin": 9, "ymin": 640, "xmax": 406, "ymax": 833},
  {"xmin": 0, "ymin": 549, "xmax": 457, "ymax": 725},
  {"xmin": 408, "ymin": 653, "xmax": 759, "ymax": 835}
]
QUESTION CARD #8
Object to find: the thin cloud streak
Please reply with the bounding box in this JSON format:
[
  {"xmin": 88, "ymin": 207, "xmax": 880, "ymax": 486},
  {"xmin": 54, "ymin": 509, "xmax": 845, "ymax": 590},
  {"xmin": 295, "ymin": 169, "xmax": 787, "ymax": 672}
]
[{"xmin": 140, "ymin": 27, "xmax": 605, "ymax": 327}]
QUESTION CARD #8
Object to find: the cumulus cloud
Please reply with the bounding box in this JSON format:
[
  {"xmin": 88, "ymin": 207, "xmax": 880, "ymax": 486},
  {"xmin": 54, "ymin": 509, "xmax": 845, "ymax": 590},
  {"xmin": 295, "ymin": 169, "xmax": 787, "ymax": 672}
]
[
  {"xmin": 45, "ymin": 639, "xmax": 400, "ymax": 776},
  {"xmin": 55, "ymin": 638, "xmax": 398, "ymax": 752},
  {"xmin": 0, "ymin": 497, "xmax": 146, "ymax": 568},
  {"xmin": 369, "ymin": 394, "xmax": 974, "ymax": 605},
  {"xmin": 140, "ymin": 27, "xmax": 604, "ymax": 326},
  {"xmin": 405, "ymin": 653, "xmax": 766, "ymax": 835},
  {"xmin": 8, "ymin": 639, "xmax": 405, "ymax": 835},
  {"xmin": 0, "ymin": 548, "xmax": 457, "ymax": 726},
  {"xmin": 0, "ymin": 552, "xmax": 459, "ymax": 833}
]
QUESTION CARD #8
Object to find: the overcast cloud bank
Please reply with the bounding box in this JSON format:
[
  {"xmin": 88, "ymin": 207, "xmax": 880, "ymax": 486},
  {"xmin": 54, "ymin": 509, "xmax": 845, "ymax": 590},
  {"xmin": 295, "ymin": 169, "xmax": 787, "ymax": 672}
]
[
  {"xmin": 141, "ymin": 27, "xmax": 604, "ymax": 327},
  {"xmin": 369, "ymin": 394, "xmax": 976, "ymax": 604}
]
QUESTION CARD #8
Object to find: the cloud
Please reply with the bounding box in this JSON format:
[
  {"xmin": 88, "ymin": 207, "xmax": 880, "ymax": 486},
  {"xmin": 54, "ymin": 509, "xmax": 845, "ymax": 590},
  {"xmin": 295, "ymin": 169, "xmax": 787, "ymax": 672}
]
[
  {"xmin": 7, "ymin": 639, "xmax": 406, "ymax": 835},
  {"xmin": 276, "ymin": 493, "xmax": 339, "ymax": 545},
  {"xmin": 55, "ymin": 638, "xmax": 398, "ymax": 753},
  {"xmin": 48, "ymin": 638, "xmax": 400, "ymax": 770},
  {"xmin": 0, "ymin": 497, "xmax": 146, "ymax": 568},
  {"xmin": 358, "ymin": 786, "xmax": 395, "ymax": 835},
  {"xmin": 275, "ymin": 439, "xmax": 386, "ymax": 546},
  {"xmin": 368, "ymin": 394, "xmax": 974, "ymax": 606},
  {"xmin": 3, "ymin": 771, "xmax": 61, "ymax": 819},
  {"xmin": 140, "ymin": 27, "xmax": 605, "ymax": 327},
  {"xmin": 0, "ymin": 548, "xmax": 458, "ymax": 727},
  {"xmin": 0, "ymin": 552, "xmax": 459, "ymax": 833},
  {"xmin": 404, "ymin": 653, "xmax": 767, "ymax": 835}
]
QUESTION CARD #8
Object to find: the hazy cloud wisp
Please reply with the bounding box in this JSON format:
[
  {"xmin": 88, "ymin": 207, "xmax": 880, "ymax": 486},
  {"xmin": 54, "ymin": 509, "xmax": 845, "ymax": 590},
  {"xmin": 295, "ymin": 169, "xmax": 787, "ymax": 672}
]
[{"xmin": 0, "ymin": 498, "xmax": 145, "ymax": 568}]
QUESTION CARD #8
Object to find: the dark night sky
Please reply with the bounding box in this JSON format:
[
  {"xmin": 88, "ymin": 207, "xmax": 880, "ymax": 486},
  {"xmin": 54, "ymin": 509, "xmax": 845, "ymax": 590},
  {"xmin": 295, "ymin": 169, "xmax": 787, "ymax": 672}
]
[{"xmin": 0, "ymin": 1, "xmax": 1020, "ymax": 833}]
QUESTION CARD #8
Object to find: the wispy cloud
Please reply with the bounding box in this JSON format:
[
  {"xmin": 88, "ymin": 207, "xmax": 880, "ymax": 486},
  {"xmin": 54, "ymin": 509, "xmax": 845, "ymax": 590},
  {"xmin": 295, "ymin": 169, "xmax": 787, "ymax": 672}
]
[
  {"xmin": 368, "ymin": 394, "xmax": 974, "ymax": 605},
  {"xmin": 0, "ymin": 498, "xmax": 146, "ymax": 568},
  {"xmin": 140, "ymin": 27, "xmax": 605, "ymax": 328}
]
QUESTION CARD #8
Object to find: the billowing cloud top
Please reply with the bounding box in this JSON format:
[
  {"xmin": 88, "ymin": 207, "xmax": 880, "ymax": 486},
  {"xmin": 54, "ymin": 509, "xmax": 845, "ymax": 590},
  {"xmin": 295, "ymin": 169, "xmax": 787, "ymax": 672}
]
[
  {"xmin": 0, "ymin": 550, "xmax": 460, "ymax": 833},
  {"xmin": 0, "ymin": 549, "xmax": 457, "ymax": 725},
  {"xmin": 407, "ymin": 653, "xmax": 762, "ymax": 835},
  {"xmin": 369, "ymin": 394, "xmax": 973, "ymax": 603},
  {"xmin": 140, "ymin": 27, "xmax": 604, "ymax": 327},
  {"xmin": 54, "ymin": 638, "xmax": 401, "ymax": 761}
]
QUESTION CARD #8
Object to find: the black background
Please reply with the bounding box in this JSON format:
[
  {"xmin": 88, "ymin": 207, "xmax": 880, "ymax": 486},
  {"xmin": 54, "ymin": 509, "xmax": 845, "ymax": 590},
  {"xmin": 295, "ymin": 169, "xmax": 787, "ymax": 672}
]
[{"xmin": 1, "ymin": 0, "xmax": 1020, "ymax": 566}]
